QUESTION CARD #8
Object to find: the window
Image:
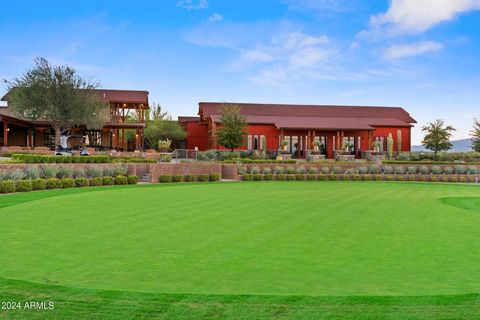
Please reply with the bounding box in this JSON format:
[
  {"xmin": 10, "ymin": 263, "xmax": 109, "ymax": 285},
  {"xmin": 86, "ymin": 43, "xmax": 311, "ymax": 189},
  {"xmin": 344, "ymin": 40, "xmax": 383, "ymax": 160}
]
[{"xmin": 247, "ymin": 134, "xmax": 266, "ymax": 150}]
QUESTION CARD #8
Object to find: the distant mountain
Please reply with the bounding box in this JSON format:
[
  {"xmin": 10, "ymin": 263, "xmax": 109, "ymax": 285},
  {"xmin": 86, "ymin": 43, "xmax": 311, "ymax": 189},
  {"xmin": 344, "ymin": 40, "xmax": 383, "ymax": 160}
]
[{"xmin": 412, "ymin": 139, "xmax": 473, "ymax": 152}]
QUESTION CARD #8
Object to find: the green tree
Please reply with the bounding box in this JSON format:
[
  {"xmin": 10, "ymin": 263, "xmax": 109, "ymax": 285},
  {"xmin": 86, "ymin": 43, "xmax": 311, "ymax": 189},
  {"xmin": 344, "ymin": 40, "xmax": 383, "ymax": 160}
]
[
  {"xmin": 142, "ymin": 103, "xmax": 186, "ymax": 150},
  {"xmin": 215, "ymin": 103, "xmax": 247, "ymax": 152},
  {"xmin": 6, "ymin": 57, "xmax": 106, "ymax": 145},
  {"xmin": 471, "ymin": 117, "xmax": 480, "ymax": 152},
  {"xmin": 421, "ymin": 119, "xmax": 456, "ymax": 160}
]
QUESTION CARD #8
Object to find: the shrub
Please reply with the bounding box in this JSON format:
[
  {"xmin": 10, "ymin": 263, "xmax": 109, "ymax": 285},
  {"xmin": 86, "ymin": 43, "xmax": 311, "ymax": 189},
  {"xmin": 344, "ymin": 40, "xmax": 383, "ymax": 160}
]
[
  {"xmin": 237, "ymin": 166, "xmax": 247, "ymax": 174},
  {"xmin": 9, "ymin": 169, "xmax": 26, "ymax": 181},
  {"xmin": 127, "ymin": 176, "xmax": 139, "ymax": 184},
  {"xmin": 450, "ymin": 176, "xmax": 458, "ymax": 183},
  {"xmin": 363, "ymin": 175, "xmax": 372, "ymax": 181},
  {"xmin": 386, "ymin": 175, "xmax": 394, "ymax": 181},
  {"xmin": 396, "ymin": 175, "xmax": 405, "ymax": 181},
  {"xmin": 383, "ymin": 166, "xmax": 394, "ymax": 174},
  {"xmin": 307, "ymin": 175, "xmax": 317, "ymax": 181},
  {"xmin": 286, "ymin": 167, "xmax": 295, "ymax": 174},
  {"xmin": 308, "ymin": 167, "xmax": 318, "ymax": 174},
  {"xmin": 263, "ymin": 167, "xmax": 272, "ymax": 174},
  {"xmin": 286, "ymin": 174, "xmax": 295, "ymax": 181},
  {"xmin": 318, "ymin": 175, "xmax": 326, "ymax": 181},
  {"xmin": 345, "ymin": 168, "xmax": 356, "ymax": 175},
  {"xmin": 15, "ymin": 179, "xmax": 32, "ymax": 192},
  {"xmin": 374, "ymin": 174, "xmax": 383, "ymax": 181},
  {"xmin": 114, "ymin": 175, "xmax": 128, "ymax": 185},
  {"xmin": 431, "ymin": 176, "xmax": 438, "ymax": 182},
  {"xmin": 23, "ymin": 166, "xmax": 40, "ymax": 180},
  {"xmin": 353, "ymin": 175, "xmax": 361, "ymax": 181},
  {"xmin": 276, "ymin": 174, "xmax": 286, "ymax": 181},
  {"xmin": 406, "ymin": 166, "xmax": 417, "ymax": 174},
  {"xmin": 250, "ymin": 166, "xmax": 261, "ymax": 174},
  {"xmin": 0, "ymin": 180, "xmax": 16, "ymax": 193},
  {"xmin": 431, "ymin": 166, "xmax": 442, "ymax": 174},
  {"xmin": 102, "ymin": 176, "xmax": 114, "ymax": 185},
  {"xmin": 184, "ymin": 174, "xmax": 195, "ymax": 182},
  {"xmin": 103, "ymin": 167, "xmax": 115, "ymax": 177},
  {"xmin": 89, "ymin": 177, "xmax": 103, "ymax": 186},
  {"xmin": 419, "ymin": 175, "xmax": 428, "ymax": 182},
  {"xmin": 209, "ymin": 174, "xmax": 220, "ymax": 182},
  {"xmin": 295, "ymin": 174, "xmax": 305, "ymax": 180},
  {"xmin": 419, "ymin": 166, "xmax": 430, "ymax": 174},
  {"xmin": 296, "ymin": 167, "xmax": 306, "ymax": 174},
  {"xmin": 467, "ymin": 166, "xmax": 478, "ymax": 174},
  {"xmin": 392, "ymin": 166, "xmax": 404, "ymax": 174},
  {"xmin": 454, "ymin": 165, "xmax": 467, "ymax": 174},
  {"xmin": 264, "ymin": 174, "xmax": 273, "ymax": 180},
  {"xmin": 357, "ymin": 166, "xmax": 369, "ymax": 174},
  {"xmin": 273, "ymin": 166, "xmax": 285, "ymax": 174},
  {"xmin": 75, "ymin": 177, "xmax": 89, "ymax": 187},
  {"xmin": 159, "ymin": 175, "xmax": 172, "ymax": 183},
  {"xmin": 408, "ymin": 175, "xmax": 416, "ymax": 181},
  {"xmin": 73, "ymin": 167, "xmax": 86, "ymax": 178},
  {"xmin": 459, "ymin": 176, "xmax": 467, "ymax": 183},
  {"xmin": 332, "ymin": 166, "xmax": 343, "ymax": 174},
  {"xmin": 242, "ymin": 174, "xmax": 253, "ymax": 181},
  {"xmin": 369, "ymin": 166, "xmax": 380, "ymax": 174},
  {"xmin": 442, "ymin": 176, "xmax": 450, "ymax": 182},
  {"xmin": 32, "ymin": 178, "xmax": 47, "ymax": 190},
  {"xmin": 114, "ymin": 164, "xmax": 128, "ymax": 176},
  {"xmin": 87, "ymin": 167, "xmax": 103, "ymax": 178},
  {"xmin": 40, "ymin": 166, "xmax": 58, "ymax": 179},
  {"xmin": 57, "ymin": 166, "xmax": 73, "ymax": 179},
  {"xmin": 197, "ymin": 174, "xmax": 209, "ymax": 182},
  {"xmin": 253, "ymin": 174, "xmax": 263, "ymax": 181},
  {"xmin": 171, "ymin": 175, "xmax": 183, "ymax": 182},
  {"xmin": 320, "ymin": 167, "xmax": 331, "ymax": 174},
  {"xmin": 443, "ymin": 166, "xmax": 454, "ymax": 175},
  {"xmin": 61, "ymin": 178, "xmax": 75, "ymax": 188},
  {"xmin": 46, "ymin": 178, "xmax": 61, "ymax": 189}
]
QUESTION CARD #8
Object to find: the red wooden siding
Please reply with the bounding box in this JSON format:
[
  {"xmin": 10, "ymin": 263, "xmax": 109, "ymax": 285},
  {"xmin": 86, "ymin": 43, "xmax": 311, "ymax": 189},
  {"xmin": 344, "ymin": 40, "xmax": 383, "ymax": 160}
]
[
  {"xmin": 185, "ymin": 122, "xmax": 209, "ymax": 150},
  {"xmin": 372, "ymin": 127, "xmax": 411, "ymax": 152}
]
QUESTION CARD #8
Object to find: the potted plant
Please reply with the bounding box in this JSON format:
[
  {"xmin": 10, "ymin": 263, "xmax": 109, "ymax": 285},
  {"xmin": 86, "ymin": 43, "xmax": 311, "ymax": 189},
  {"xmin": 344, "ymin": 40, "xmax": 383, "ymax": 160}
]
[
  {"xmin": 280, "ymin": 139, "xmax": 290, "ymax": 154},
  {"xmin": 158, "ymin": 139, "xmax": 172, "ymax": 152}
]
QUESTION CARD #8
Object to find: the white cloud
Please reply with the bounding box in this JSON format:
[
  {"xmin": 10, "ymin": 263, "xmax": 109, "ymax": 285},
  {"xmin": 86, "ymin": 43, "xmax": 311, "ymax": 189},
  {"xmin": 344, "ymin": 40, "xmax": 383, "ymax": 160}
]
[
  {"xmin": 176, "ymin": 0, "xmax": 209, "ymax": 10},
  {"xmin": 367, "ymin": 0, "xmax": 480, "ymax": 36},
  {"xmin": 208, "ymin": 13, "xmax": 223, "ymax": 23},
  {"xmin": 234, "ymin": 31, "xmax": 338, "ymax": 86},
  {"xmin": 382, "ymin": 41, "xmax": 444, "ymax": 60}
]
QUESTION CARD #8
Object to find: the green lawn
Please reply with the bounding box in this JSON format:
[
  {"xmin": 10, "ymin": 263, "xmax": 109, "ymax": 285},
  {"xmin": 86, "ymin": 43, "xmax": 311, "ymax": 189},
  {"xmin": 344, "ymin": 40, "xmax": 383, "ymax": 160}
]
[{"xmin": 1, "ymin": 182, "xmax": 480, "ymax": 318}]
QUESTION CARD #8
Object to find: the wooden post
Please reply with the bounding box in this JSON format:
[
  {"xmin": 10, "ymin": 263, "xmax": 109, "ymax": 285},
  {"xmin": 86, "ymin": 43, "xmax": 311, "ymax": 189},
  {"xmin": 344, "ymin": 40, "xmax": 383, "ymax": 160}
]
[
  {"xmin": 3, "ymin": 121, "xmax": 8, "ymax": 147},
  {"xmin": 28, "ymin": 128, "xmax": 33, "ymax": 148}
]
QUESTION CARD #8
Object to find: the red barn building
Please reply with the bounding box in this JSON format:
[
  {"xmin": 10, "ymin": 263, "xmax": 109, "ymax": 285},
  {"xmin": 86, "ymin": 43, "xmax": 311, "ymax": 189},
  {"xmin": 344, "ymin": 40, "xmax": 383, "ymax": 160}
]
[{"xmin": 179, "ymin": 102, "xmax": 416, "ymax": 159}]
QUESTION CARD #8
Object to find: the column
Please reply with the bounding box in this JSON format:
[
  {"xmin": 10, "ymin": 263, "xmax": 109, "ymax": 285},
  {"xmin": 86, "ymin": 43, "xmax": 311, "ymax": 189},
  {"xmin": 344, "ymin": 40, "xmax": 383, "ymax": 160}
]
[{"xmin": 3, "ymin": 121, "xmax": 8, "ymax": 147}]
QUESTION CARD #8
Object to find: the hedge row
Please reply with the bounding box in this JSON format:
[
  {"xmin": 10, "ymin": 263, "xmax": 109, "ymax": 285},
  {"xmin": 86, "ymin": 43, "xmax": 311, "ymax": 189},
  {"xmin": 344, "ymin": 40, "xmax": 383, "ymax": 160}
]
[
  {"xmin": 159, "ymin": 174, "xmax": 220, "ymax": 183},
  {"xmin": 383, "ymin": 160, "xmax": 480, "ymax": 165},
  {"xmin": 242, "ymin": 174, "xmax": 479, "ymax": 183},
  {"xmin": 224, "ymin": 159, "xmax": 297, "ymax": 164},
  {"xmin": 0, "ymin": 175, "xmax": 139, "ymax": 194},
  {"xmin": 240, "ymin": 164, "xmax": 479, "ymax": 175},
  {"xmin": 11, "ymin": 154, "xmax": 155, "ymax": 164}
]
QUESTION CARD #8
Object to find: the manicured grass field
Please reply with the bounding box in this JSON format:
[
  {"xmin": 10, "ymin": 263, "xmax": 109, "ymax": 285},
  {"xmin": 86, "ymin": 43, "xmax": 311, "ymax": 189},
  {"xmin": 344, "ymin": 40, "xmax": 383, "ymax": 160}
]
[{"xmin": 1, "ymin": 182, "xmax": 480, "ymax": 319}]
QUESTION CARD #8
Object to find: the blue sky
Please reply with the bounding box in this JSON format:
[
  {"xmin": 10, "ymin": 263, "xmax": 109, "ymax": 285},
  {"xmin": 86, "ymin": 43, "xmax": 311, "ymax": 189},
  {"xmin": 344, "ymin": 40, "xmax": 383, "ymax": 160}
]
[{"xmin": 1, "ymin": 0, "xmax": 479, "ymax": 144}]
